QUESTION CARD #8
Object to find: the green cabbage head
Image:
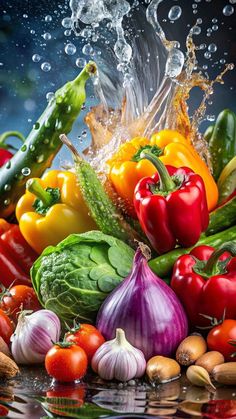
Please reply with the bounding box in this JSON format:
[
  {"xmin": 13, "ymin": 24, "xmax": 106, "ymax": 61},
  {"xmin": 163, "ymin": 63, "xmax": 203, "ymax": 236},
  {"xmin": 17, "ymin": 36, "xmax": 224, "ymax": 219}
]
[{"xmin": 31, "ymin": 231, "xmax": 134, "ymax": 323}]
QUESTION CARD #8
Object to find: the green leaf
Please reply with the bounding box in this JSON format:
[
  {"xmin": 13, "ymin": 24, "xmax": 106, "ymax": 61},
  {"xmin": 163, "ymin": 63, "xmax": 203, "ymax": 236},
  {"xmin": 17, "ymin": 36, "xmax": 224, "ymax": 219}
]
[
  {"xmin": 90, "ymin": 244, "xmax": 109, "ymax": 265},
  {"xmin": 108, "ymin": 245, "xmax": 133, "ymax": 277},
  {"xmin": 33, "ymin": 187, "xmax": 61, "ymax": 215},
  {"xmin": 132, "ymin": 144, "xmax": 162, "ymax": 162}
]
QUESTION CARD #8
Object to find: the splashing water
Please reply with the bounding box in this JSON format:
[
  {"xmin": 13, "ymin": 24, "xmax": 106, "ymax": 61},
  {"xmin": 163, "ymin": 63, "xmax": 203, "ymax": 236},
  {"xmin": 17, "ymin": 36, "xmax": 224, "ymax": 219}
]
[{"xmin": 68, "ymin": 0, "xmax": 234, "ymax": 174}]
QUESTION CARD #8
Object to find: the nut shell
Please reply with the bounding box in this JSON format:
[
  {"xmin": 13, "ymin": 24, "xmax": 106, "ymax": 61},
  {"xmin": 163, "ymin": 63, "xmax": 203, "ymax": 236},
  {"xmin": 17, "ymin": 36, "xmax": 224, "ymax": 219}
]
[{"xmin": 212, "ymin": 363, "xmax": 236, "ymax": 385}]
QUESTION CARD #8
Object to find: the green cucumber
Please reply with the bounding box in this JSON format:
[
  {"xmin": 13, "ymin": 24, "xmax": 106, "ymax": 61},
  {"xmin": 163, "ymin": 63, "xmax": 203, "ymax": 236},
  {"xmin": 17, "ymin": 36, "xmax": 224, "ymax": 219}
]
[
  {"xmin": 206, "ymin": 196, "xmax": 236, "ymax": 235},
  {"xmin": 149, "ymin": 225, "xmax": 236, "ymax": 277},
  {"xmin": 204, "ymin": 125, "xmax": 214, "ymax": 142},
  {"xmin": 60, "ymin": 134, "xmax": 141, "ymax": 248}
]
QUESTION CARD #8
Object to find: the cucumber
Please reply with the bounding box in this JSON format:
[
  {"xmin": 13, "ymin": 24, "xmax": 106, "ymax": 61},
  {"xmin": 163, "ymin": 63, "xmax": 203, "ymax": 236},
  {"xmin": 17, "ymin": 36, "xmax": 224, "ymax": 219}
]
[
  {"xmin": 149, "ymin": 225, "xmax": 236, "ymax": 277},
  {"xmin": 206, "ymin": 196, "xmax": 236, "ymax": 235},
  {"xmin": 60, "ymin": 134, "xmax": 141, "ymax": 248}
]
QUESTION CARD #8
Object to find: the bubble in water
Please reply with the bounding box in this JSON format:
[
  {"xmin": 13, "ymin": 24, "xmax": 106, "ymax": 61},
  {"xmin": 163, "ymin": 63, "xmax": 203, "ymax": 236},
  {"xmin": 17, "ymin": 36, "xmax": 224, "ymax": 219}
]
[
  {"xmin": 42, "ymin": 32, "xmax": 52, "ymax": 40},
  {"xmin": 204, "ymin": 51, "xmax": 211, "ymax": 59},
  {"xmin": 193, "ymin": 26, "xmax": 201, "ymax": 35},
  {"xmin": 168, "ymin": 5, "xmax": 182, "ymax": 21},
  {"xmin": 41, "ymin": 62, "xmax": 51, "ymax": 72},
  {"xmin": 208, "ymin": 43, "xmax": 217, "ymax": 53},
  {"xmin": 30, "ymin": 30, "xmax": 35, "ymax": 34},
  {"xmin": 62, "ymin": 17, "xmax": 72, "ymax": 28},
  {"xmin": 64, "ymin": 30, "xmax": 71, "ymax": 36},
  {"xmin": 46, "ymin": 92, "xmax": 55, "ymax": 101},
  {"xmin": 21, "ymin": 167, "xmax": 31, "ymax": 176},
  {"xmin": 196, "ymin": 18, "xmax": 202, "ymax": 23},
  {"xmin": 80, "ymin": 28, "xmax": 92, "ymax": 38},
  {"xmin": 212, "ymin": 25, "xmax": 218, "ymax": 31},
  {"xmin": 223, "ymin": 5, "xmax": 234, "ymax": 15},
  {"xmin": 212, "ymin": 18, "xmax": 218, "ymax": 23},
  {"xmin": 32, "ymin": 54, "xmax": 41, "ymax": 62},
  {"xmin": 65, "ymin": 43, "xmax": 77, "ymax": 55},
  {"xmin": 220, "ymin": 58, "xmax": 226, "ymax": 64},
  {"xmin": 23, "ymin": 14, "xmax": 28, "ymax": 18},
  {"xmin": 45, "ymin": 15, "xmax": 52, "ymax": 22},
  {"xmin": 82, "ymin": 43, "xmax": 94, "ymax": 55},
  {"xmin": 4, "ymin": 184, "xmax": 11, "ymax": 191},
  {"xmin": 76, "ymin": 57, "xmax": 87, "ymax": 67}
]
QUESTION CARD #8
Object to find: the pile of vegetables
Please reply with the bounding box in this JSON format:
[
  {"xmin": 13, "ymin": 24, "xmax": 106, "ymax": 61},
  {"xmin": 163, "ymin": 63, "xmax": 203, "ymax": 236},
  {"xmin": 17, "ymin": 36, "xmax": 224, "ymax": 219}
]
[{"xmin": 0, "ymin": 60, "xmax": 236, "ymax": 399}]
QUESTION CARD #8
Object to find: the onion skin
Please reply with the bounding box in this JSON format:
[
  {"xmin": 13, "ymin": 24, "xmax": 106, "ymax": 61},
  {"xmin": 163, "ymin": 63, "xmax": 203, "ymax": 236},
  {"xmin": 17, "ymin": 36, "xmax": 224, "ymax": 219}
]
[
  {"xmin": 96, "ymin": 248, "xmax": 188, "ymax": 360},
  {"xmin": 176, "ymin": 335, "xmax": 207, "ymax": 366},
  {"xmin": 146, "ymin": 356, "xmax": 181, "ymax": 384}
]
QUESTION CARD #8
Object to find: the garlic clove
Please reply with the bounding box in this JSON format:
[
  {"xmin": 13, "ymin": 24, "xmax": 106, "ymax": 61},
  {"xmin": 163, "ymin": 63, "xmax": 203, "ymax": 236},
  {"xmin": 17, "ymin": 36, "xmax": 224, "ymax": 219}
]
[
  {"xmin": 212, "ymin": 362, "xmax": 236, "ymax": 385},
  {"xmin": 195, "ymin": 351, "xmax": 224, "ymax": 374},
  {"xmin": 176, "ymin": 335, "xmax": 207, "ymax": 366},
  {"xmin": 146, "ymin": 356, "xmax": 181, "ymax": 384},
  {"xmin": 186, "ymin": 365, "xmax": 216, "ymax": 390}
]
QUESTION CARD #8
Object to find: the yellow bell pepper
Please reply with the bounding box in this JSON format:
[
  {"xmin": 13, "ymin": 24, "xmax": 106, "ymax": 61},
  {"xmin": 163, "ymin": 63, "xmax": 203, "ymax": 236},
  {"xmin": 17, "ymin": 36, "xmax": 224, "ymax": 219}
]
[
  {"xmin": 107, "ymin": 129, "xmax": 218, "ymax": 213},
  {"xmin": 16, "ymin": 170, "xmax": 97, "ymax": 254}
]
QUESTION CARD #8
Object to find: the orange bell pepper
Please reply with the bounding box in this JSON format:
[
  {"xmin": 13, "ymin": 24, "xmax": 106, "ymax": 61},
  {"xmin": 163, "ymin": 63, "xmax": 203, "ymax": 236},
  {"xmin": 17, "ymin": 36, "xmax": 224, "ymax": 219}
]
[
  {"xmin": 16, "ymin": 170, "xmax": 97, "ymax": 254},
  {"xmin": 107, "ymin": 129, "xmax": 218, "ymax": 214}
]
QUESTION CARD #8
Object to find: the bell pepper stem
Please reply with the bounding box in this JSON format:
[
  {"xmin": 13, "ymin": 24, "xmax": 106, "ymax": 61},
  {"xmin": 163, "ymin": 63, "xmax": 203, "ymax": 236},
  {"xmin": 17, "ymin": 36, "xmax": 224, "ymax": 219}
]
[
  {"xmin": 26, "ymin": 179, "xmax": 53, "ymax": 206},
  {"xmin": 0, "ymin": 131, "xmax": 25, "ymax": 151},
  {"xmin": 140, "ymin": 151, "xmax": 176, "ymax": 192},
  {"xmin": 203, "ymin": 241, "xmax": 236, "ymax": 275}
]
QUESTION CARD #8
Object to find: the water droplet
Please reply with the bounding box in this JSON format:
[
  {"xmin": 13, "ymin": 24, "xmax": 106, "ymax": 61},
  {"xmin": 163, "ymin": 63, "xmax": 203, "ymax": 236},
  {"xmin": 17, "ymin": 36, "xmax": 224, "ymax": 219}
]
[
  {"xmin": 212, "ymin": 25, "xmax": 218, "ymax": 31},
  {"xmin": 46, "ymin": 93, "xmax": 54, "ymax": 103},
  {"xmin": 193, "ymin": 26, "xmax": 201, "ymax": 35},
  {"xmin": 4, "ymin": 184, "xmax": 11, "ymax": 191},
  {"xmin": 212, "ymin": 18, "xmax": 218, "ymax": 23},
  {"xmin": 75, "ymin": 57, "xmax": 87, "ymax": 68},
  {"xmin": 223, "ymin": 5, "xmax": 234, "ymax": 15},
  {"xmin": 204, "ymin": 51, "xmax": 212, "ymax": 59},
  {"xmin": 81, "ymin": 129, "xmax": 87, "ymax": 137},
  {"xmin": 45, "ymin": 15, "xmax": 52, "ymax": 22},
  {"xmin": 168, "ymin": 5, "xmax": 182, "ymax": 21},
  {"xmin": 21, "ymin": 167, "xmax": 31, "ymax": 176},
  {"xmin": 36, "ymin": 155, "xmax": 44, "ymax": 164},
  {"xmin": 30, "ymin": 30, "xmax": 35, "ymax": 34},
  {"xmin": 33, "ymin": 122, "xmax": 40, "ymax": 130},
  {"xmin": 64, "ymin": 29, "xmax": 71, "ymax": 36},
  {"xmin": 42, "ymin": 32, "xmax": 51, "ymax": 40},
  {"xmin": 23, "ymin": 14, "xmax": 28, "ymax": 18},
  {"xmin": 229, "ymin": 0, "xmax": 236, "ymax": 3},
  {"xmin": 41, "ymin": 62, "xmax": 51, "ymax": 72},
  {"xmin": 21, "ymin": 144, "xmax": 27, "ymax": 152},
  {"xmin": 6, "ymin": 161, "xmax": 11, "ymax": 169},
  {"xmin": 196, "ymin": 18, "xmax": 202, "ymax": 23},
  {"xmin": 208, "ymin": 43, "xmax": 217, "ymax": 53},
  {"xmin": 80, "ymin": 28, "xmax": 92, "ymax": 38},
  {"xmin": 62, "ymin": 17, "xmax": 72, "ymax": 28},
  {"xmin": 82, "ymin": 44, "xmax": 94, "ymax": 55},
  {"xmin": 220, "ymin": 58, "xmax": 226, "ymax": 64},
  {"xmin": 207, "ymin": 115, "xmax": 215, "ymax": 121},
  {"xmin": 4, "ymin": 199, "xmax": 10, "ymax": 206},
  {"xmin": 65, "ymin": 43, "xmax": 76, "ymax": 55},
  {"xmin": 43, "ymin": 138, "xmax": 50, "ymax": 144},
  {"xmin": 32, "ymin": 54, "xmax": 41, "ymax": 62},
  {"xmin": 30, "ymin": 144, "xmax": 35, "ymax": 152}
]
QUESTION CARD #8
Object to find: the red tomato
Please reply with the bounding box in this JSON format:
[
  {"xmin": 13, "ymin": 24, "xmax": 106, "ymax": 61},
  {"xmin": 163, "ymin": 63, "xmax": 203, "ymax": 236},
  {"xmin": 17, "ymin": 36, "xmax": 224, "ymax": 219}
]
[
  {"xmin": 207, "ymin": 319, "xmax": 236, "ymax": 361},
  {"xmin": 45, "ymin": 344, "xmax": 88, "ymax": 382},
  {"xmin": 0, "ymin": 309, "xmax": 14, "ymax": 344},
  {"xmin": 0, "ymin": 404, "xmax": 8, "ymax": 417},
  {"xmin": 46, "ymin": 384, "xmax": 85, "ymax": 404},
  {"xmin": 65, "ymin": 324, "xmax": 105, "ymax": 362},
  {"xmin": 0, "ymin": 285, "xmax": 41, "ymax": 322}
]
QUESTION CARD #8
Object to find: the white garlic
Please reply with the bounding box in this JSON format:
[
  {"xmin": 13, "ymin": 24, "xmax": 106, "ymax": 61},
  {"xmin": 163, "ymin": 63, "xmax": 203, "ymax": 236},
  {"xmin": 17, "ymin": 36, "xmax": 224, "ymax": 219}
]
[{"xmin": 91, "ymin": 328, "xmax": 146, "ymax": 382}]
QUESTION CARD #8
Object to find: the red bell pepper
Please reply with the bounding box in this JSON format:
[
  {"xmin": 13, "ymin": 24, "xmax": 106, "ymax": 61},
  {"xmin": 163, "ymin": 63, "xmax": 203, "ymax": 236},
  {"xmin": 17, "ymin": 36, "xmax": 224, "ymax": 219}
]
[
  {"xmin": 134, "ymin": 151, "xmax": 209, "ymax": 254},
  {"xmin": 0, "ymin": 131, "xmax": 25, "ymax": 167},
  {"xmin": 171, "ymin": 242, "xmax": 236, "ymax": 328},
  {"xmin": 0, "ymin": 219, "xmax": 38, "ymax": 288}
]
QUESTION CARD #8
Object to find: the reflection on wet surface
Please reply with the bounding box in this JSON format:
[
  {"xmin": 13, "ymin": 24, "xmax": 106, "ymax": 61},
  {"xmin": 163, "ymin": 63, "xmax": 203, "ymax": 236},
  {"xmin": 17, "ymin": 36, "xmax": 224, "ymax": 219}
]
[{"xmin": 1, "ymin": 367, "xmax": 236, "ymax": 418}]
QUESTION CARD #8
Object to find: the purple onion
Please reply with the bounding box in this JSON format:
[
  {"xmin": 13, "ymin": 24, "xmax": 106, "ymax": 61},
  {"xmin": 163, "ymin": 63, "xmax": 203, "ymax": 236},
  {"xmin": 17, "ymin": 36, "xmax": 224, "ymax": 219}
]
[{"xmin": 96, "ymin": 247, "xmax": 188, "ymax": 360}]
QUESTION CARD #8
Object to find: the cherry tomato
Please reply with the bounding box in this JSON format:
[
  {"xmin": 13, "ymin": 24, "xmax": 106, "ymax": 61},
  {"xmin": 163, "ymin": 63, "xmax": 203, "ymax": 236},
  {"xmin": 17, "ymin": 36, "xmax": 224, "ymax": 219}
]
[
  {"xmin": 0, "ymin": 285, "xmax": 41, "ymax": 322},
  {"xmin": 0, "ymin": 309, "xmax": 14, "ymax": 344},
  {"xmin": 65, "ymin": 324, "xmax": 105, "ymax": 362},
  {"xmin": 207, "ymin": 319, "xmax": 236, "ymax": 361},
  {"xmin": 45, "ymin": 344, "xmax": 88, "ymax": 382}
]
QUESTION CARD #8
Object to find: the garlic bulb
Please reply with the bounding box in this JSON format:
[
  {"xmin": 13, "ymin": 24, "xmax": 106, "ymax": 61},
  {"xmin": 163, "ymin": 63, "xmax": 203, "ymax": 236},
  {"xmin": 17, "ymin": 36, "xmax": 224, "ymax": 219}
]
[{"xmin": 91, "ymin": 328, "xmax": 146, "ymax": 382}]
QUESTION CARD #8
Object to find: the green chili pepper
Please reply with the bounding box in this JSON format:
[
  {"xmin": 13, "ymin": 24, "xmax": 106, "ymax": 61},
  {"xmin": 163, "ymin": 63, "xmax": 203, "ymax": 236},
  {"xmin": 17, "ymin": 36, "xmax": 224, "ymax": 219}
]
[
  {"xmin": 209, "ymin": 109, "xmax": 236, "ymax": 180},
  {"xmin": 203, "ymin": 124, "xmax": 214, "ymax": 142},
  {"xmin": 0, "ymin": 62, "xmax": 96, "ymax": 218},
  {"xmin": 149, "ymin": 225, "xmax": 236, "ymax": 277}
]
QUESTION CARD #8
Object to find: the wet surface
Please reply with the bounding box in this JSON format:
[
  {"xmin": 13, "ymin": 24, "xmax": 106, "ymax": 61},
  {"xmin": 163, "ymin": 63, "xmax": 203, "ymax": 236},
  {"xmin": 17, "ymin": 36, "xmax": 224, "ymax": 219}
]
[{"xmin": 1, "ymin": 367, "xmax": 236, "ymax": 418}]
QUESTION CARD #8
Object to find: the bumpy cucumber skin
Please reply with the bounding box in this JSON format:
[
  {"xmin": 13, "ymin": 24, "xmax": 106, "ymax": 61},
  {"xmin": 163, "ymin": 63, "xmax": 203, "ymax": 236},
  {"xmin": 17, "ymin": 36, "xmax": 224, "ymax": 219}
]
[
  {"xmin": 206, "ymin": 196, "xmax": 236, "ymax": 235},
  {"xmin": 0, "ymin": 64, "xmax": 95, "ymax": 218},
  {"xmin": 209, "ymin": 109, "xmax": 236, "ymax": 180},
  {"xmin": 75, "ymin": 158, "xmax": 139, "ymax": 247},
  {"xmin": 149, "ymin": 225, "xmax": 236, "ymax": 277}
]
